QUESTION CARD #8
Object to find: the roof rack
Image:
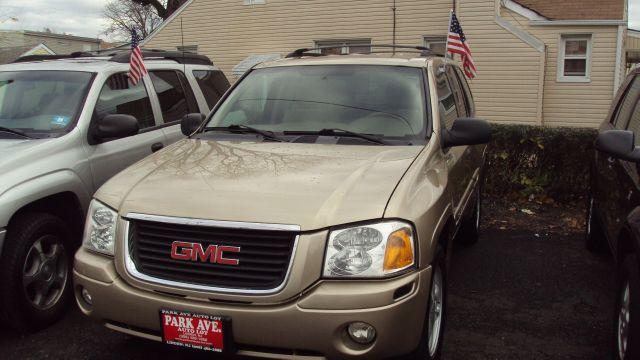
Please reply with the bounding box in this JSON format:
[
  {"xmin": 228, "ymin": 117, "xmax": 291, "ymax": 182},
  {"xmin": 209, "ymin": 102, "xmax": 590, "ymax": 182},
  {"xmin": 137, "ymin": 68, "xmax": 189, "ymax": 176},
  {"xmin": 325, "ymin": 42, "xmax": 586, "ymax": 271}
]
[
  {"xmin": 285, "ymin": 44, "xmax": 442, "ymax": 58},
  {"xmin": 12, "ymin": 49, "xmax": 213, "ymax": 66}
]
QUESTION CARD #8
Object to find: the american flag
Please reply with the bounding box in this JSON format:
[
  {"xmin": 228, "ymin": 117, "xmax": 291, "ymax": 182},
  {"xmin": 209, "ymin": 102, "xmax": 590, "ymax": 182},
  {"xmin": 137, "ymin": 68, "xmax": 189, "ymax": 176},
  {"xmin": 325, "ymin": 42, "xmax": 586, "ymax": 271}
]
[
  {"xmin": 446, "ymin": 11, "xmax": 477, "ymax": 79},
  {"xmin": 128, "ymin": 29, "xmax": 147, "ymax": 85}
]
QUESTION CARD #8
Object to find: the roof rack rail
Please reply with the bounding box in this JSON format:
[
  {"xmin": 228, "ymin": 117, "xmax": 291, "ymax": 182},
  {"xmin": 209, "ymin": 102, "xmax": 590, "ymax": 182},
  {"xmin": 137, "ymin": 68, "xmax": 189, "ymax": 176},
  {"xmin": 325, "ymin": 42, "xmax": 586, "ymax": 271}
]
[
  {"xmin": 12, "ymin": 49, "xmax": 213, "ymax": 66},
  {"xmin": 13, "ymin": 51, "xmax": 94, "ymax": 63},
  {"xmin": 109, "ymin": 50, "xmax": 213, "ymax": 65},
  {"xmin": 285, "ymin": 44, "xmax": 440, "ymax": 58}
]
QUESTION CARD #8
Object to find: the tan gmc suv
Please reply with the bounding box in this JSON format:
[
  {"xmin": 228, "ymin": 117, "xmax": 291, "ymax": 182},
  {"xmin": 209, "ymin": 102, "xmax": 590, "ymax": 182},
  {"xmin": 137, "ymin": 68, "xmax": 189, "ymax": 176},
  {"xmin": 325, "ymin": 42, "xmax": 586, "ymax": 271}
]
[{"xmin": 73, "ymin": 45, "xmax": 491, "ymax": 360}]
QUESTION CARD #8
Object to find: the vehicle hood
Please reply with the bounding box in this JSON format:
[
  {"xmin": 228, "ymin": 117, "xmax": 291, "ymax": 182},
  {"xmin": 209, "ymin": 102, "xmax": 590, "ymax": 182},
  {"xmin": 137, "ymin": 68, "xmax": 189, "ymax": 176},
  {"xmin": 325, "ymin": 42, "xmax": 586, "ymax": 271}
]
[
  {"xmin": 0, "ymin": 138, "xmax": 47, "ymax": 165},
  {"xmin": 97, "ymin": 139, "xmax": 423, "ymax": 231},
  {"xmin": 0, "ymin": 138, "xmax": 57, "ymax": 192}
]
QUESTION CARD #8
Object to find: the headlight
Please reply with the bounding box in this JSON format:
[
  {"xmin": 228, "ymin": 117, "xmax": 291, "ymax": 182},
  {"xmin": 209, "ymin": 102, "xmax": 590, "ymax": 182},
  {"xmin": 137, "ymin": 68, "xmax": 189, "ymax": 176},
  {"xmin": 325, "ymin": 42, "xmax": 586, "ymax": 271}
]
[
  {"xmin": 82, "ymin": 199, "xmax": 117, "ymax": 256},
  {"xmin": 323, "ymin": 221, "xmax": 416, "ymax": 278}
]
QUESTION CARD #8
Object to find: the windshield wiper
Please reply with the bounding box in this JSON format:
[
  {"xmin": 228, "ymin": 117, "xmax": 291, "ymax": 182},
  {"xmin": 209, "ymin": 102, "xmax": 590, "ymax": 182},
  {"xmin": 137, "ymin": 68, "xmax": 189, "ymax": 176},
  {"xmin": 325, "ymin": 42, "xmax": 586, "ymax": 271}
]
[
  {"xmin": 0, "ymin": 126, "xmax": 34, "ymax": 139},
  {"xmin": 204, "ymin": 124, "xmax": 286, "ymax": 142},
  {"xmin": 285, "ymin": 128, "xmax": 388, "ymax": 145}
]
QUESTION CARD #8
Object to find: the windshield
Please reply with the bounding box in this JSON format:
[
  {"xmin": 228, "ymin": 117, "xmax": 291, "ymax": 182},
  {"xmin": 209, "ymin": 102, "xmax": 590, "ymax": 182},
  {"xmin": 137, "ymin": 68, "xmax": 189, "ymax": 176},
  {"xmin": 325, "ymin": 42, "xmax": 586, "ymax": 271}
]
[
  {"xmin": 206, "ymin": 65, "xmax": 427, "ymax": 142},
  {"xmin": 0, "ymin": 71, "xmax": 93, "ymax": 139}
]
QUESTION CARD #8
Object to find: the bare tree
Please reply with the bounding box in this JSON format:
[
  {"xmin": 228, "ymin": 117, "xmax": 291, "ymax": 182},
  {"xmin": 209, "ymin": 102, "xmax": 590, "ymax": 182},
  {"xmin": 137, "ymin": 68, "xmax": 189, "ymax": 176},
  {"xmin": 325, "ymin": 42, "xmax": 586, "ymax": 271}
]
[
  {"xmin": 131, "ymin": 0, "xmax": 186, "ymax": 20},
  {"xmin": 0, "ymin": 7, "xmax": 19, "ymax": 24},
  {"xmin": 103, "ymin": 0, "xmax": 163, "ymax": 41}
]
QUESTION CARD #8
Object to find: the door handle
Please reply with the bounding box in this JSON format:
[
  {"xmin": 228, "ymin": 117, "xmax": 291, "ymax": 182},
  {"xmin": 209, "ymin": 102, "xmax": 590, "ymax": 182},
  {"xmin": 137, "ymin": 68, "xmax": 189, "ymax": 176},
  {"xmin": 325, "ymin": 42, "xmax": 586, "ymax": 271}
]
[
  {"xmin": 151, "ymin": 142, "xmax": 164, "ymax": 153},
  {"xmin": 607, "ymin": 156, "xmax": 616, "ymax": 164}
]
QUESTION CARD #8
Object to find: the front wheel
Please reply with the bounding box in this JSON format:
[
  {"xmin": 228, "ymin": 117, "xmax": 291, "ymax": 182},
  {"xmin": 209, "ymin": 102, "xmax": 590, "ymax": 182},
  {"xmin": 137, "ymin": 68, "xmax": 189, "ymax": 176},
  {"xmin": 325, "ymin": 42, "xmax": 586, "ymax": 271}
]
[
  {"xmin": 407, "ymin": 250, "xmax": 447, "ymax": 360},
  {"xmin": 614, "ymin": 255, "xmax": 640, "ymax": 360},
  {"xmin": 0, "ymin": 212, "xmax": 72, "ymax": 333}
]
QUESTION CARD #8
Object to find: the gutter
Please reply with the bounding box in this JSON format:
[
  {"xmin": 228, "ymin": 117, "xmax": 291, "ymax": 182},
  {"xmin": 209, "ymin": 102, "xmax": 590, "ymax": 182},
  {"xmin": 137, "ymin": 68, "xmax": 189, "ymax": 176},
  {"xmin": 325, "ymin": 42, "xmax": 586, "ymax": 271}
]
[{"xmin": 529, "ymin": 20, "xmax": 627, "ymax": 26}]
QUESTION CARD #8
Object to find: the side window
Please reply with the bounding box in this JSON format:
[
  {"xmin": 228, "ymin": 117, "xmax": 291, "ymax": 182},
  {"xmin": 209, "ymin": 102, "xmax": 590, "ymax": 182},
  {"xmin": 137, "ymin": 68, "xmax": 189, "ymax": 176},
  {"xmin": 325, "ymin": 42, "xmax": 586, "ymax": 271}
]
[
  {"xmin": 94, "ymin": 73, "xmax": 155, "ymax": 130},
  {"xmin": 454, "ymin": 66, "xmax": 475, "ymax": 116},
  {"xmin": 627, "ymin": 104, "xmax": 640, "ymax": 146},
  {"xmin": 149, "ymin": 70, "xmax": 198, "ymax": 124},
  {"xmin": 176, "ymin": 71, "xmax": 199, "ymax": 113},
  {"xmin": 446, "ymin": 66, "xmax": 467, "ymax": 118},
  {"xmin": 613, "ymin": 76, "xmax": 640, "ymax": 130},
  {"xmin": 435, "ymin": 65, "xmax": 459, "ymax": 131},
  {"xmin": 193, "ymin": 70, "xmax": 231, "ymax": 109}
]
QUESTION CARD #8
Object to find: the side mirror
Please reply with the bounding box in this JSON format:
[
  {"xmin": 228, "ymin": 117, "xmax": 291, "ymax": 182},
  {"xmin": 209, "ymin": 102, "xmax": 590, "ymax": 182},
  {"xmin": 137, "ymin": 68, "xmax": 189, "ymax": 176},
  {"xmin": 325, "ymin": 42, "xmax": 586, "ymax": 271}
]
[
  {"xmin": 181, "ymin": 113, "xmax": 206, "ymax": 136},
  {"xmin": 594, "ymin": 130, "xmax": 640, "ymax": 162},
  {"xmin": 443, "ymin": 118, "xmax": 492, "ymax": 148},
  {"xmin": 92, "ymin": 114, "xmax": 139, "ymax": 143}
]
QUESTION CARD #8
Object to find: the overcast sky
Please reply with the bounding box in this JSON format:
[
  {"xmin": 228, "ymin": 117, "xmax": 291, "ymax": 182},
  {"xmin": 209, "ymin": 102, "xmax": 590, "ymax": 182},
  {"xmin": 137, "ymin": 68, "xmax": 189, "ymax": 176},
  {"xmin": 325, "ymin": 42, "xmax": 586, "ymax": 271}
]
[{"xmin": 1, "ymin": 0, "xmax": 640, "ymax": 39}]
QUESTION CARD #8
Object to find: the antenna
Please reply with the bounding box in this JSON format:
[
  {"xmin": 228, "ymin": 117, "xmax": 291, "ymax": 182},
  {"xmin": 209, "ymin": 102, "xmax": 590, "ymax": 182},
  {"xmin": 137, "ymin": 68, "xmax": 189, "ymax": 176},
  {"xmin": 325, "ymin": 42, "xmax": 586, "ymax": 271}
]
[{"xmin": 180, "ymin": 18, "xmax": 186, "ymax": 74}]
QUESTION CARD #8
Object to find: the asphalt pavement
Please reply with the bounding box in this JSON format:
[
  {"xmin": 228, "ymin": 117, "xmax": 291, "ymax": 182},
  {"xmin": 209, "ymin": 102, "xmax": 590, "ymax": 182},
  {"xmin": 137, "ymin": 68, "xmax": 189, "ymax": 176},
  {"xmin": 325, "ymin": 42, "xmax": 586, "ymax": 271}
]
[{"xmin": 0, "ymin": 203, "xmax": 617, "ymax": 359}]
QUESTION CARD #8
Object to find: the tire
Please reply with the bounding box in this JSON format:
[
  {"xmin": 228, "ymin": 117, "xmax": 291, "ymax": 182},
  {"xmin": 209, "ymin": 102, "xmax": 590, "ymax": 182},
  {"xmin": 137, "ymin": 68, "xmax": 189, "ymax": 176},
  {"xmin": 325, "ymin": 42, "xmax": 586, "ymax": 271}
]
[
  {"xmin": 614, "ymin": 255, "xmax": 640, "ymax": 360},
  {"xmin": 406, "ymin": 248, "xmax": 447, "ymax": 360},
  {"xmin": 0, "ymin": 212, "xmax": 73, "ymax": 333},
  {"xmin": 459, "ymin": 186, "xmax": 481, "ymax": 246},
  {"xmin": 586, "ymin": 195, "xmax": 607, "ymax": 253}
]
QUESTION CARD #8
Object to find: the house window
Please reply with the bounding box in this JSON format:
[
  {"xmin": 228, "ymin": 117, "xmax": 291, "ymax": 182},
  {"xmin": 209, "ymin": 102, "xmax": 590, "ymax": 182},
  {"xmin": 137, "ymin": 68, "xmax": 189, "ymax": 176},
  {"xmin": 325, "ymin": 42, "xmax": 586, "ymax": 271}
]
[
  {"xmin": 314, "ymin": 39, "xmax": 372, "ymax": 55},
  {"xmin": 244, "ymin": 0, "xmax": 265, "ymax": 4},
  {"xmin": 558, "ymin": 34, "xmax": 592, "ymax": 82},
  {"xmin": 424, "ymin": 36, "xmax": 447, "ymax": 55}
]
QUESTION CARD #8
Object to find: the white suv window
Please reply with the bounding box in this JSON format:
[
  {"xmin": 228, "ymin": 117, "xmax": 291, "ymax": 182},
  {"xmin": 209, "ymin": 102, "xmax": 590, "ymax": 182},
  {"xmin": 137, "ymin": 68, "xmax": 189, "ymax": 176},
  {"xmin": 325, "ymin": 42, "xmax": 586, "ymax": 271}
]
[{"xmin": 94, "ymin": 73, "xmax": 155, "ymax": 130}]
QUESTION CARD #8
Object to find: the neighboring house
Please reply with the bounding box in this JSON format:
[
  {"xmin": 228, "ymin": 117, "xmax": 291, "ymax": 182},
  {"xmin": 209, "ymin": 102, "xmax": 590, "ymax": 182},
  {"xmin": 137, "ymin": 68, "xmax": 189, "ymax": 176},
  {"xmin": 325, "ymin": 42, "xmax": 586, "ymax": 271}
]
[
  {"xmin": 628, "ymin": 28, "xmax": 640, "ymax": 71},
  {"xmin": 143, "ymin": 0, "xmax": 627, "ymax": 127},
  {"xmin": 0, "ymin": 30, "xmax": 102, "ymax": 64}
]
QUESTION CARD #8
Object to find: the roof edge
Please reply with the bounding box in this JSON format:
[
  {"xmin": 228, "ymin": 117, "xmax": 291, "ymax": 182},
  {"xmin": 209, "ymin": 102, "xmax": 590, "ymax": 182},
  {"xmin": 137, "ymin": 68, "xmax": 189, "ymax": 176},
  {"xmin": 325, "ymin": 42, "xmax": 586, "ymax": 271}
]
[
  {"xmin": 142, "ymin": 0, "xmax": 195, "ymax": 46},
  {"xmin": 504, "ymin": 0, "xmax": 547, "ymax": 21}
]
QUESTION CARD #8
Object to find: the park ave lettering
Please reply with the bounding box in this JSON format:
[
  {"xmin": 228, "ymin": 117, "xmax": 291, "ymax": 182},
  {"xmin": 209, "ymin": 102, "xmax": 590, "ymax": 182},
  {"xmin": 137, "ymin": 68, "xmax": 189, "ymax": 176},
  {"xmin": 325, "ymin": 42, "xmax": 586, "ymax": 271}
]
[{"xmin": 163, "ymin": 315, "xmax": 222, "ymax": 333}]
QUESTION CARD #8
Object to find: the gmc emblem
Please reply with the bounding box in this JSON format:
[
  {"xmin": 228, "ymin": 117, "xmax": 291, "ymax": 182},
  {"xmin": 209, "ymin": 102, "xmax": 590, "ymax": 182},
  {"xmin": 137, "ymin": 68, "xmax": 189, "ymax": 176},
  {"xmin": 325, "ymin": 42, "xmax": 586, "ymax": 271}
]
[{"xmin": 170, "ymin": 241, "xmax": 241, "ymax": 265}]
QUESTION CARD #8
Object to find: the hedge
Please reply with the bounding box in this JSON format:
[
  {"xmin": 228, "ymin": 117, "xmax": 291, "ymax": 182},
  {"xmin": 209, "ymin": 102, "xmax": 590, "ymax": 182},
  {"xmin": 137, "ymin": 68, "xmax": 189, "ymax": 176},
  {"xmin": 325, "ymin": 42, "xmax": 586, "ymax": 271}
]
[{"xmin": 484, "ymin": 124, "xmax": 597, "ymax": 203}]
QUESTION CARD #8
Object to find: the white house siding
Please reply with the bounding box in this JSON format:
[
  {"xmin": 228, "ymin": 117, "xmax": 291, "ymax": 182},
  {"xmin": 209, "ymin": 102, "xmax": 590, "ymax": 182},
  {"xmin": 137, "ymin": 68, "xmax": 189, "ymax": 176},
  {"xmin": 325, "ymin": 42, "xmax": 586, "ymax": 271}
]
[
  {"xmin": 146, "ymin": 0, "xmax": 622, "ymax": 127},
  {"xmin": 500, "ymin": 9, "xmax": 619, "ymax": 127}
]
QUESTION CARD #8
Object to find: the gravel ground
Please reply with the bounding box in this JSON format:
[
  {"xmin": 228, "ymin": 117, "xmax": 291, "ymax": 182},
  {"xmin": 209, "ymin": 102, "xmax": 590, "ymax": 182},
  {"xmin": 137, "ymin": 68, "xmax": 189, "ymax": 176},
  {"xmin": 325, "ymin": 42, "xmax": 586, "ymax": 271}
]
[{"xmin": 0, "ymin": 201, "xmax": 616, "ymax": 359}]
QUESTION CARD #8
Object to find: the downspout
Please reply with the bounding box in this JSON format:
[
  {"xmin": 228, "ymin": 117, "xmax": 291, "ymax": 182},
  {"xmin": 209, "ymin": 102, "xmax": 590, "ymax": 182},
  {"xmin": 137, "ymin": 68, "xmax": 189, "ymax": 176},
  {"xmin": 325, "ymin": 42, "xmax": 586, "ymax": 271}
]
[
  {"xmin": 613, "ymin": 24, "xmax": 626, "ymax": 95},
  {"xmin": 494, "ymin": 0, "xmax": 546, "ymax": 124},
  {"xmin": 537, "ymin": 45, "xmax": 547, "ymax": 125}
]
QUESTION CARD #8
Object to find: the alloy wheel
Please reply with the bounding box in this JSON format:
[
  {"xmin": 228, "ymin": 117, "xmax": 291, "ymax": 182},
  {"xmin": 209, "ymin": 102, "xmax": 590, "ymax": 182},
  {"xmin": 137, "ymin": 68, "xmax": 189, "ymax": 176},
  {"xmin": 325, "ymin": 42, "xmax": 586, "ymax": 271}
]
[
  {"xmin": 618, "ymin": 281, "xmax": 631, "ymax": 360},
  {"xmin": 428, "ymin": 265, "xmax": 444, "ymax": 357},
  {"xmin": 22, "ymin": 235, "xmax": 68, "ymax": 310}
]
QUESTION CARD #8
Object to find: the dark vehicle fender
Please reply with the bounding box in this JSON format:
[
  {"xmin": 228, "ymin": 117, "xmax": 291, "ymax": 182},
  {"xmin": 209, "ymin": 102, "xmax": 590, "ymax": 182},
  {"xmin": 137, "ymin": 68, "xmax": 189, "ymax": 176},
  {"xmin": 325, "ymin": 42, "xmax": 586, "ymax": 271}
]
[{"xmin": 625, "ymin": 207, "xmax": 640, "ymax": 267}]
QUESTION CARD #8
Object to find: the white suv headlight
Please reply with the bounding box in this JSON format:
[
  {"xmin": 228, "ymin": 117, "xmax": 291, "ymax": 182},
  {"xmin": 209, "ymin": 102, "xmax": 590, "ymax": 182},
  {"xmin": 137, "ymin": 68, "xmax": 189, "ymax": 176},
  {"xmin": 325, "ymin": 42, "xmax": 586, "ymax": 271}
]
[
  {"xmin": 323, "ymin": 221, "xmax": 416, "ymax": 278},
  {"xmin": 82, "ymin": 199, "xmax": 117, "ymax": 256}
]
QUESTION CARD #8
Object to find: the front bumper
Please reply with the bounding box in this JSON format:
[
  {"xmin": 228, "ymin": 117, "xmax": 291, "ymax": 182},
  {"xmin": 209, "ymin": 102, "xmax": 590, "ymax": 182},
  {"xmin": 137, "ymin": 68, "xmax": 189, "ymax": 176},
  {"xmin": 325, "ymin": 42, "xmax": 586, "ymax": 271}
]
[{"xmin": 73, "ymin": 249, "xmax": 432, "ymax": 360}]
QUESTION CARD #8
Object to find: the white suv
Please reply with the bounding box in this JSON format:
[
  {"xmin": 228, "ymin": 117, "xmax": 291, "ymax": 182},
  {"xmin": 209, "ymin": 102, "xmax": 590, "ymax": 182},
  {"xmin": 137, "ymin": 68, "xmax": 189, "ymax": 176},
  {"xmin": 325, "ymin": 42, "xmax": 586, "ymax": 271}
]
[{"xmin": 0, "ymin": 50, "xmax": 229, "ymax": 332}]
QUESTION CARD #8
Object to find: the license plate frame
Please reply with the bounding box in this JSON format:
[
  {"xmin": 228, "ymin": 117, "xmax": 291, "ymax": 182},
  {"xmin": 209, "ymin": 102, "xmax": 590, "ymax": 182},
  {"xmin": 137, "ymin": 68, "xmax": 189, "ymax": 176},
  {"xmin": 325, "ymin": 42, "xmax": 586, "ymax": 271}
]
[{"xmin": 159, "ymin": 309, "xmax": 234, "ymax": 353}]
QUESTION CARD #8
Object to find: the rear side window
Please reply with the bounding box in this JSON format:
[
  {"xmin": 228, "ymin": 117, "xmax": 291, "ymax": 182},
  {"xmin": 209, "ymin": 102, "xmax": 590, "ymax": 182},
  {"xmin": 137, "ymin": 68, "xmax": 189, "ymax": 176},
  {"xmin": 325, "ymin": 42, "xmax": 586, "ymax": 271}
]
[
  {"xmin": 193, "ymin": 70, "xmax": 230, "ymax": 109},
  {"xmin": 94, "ymin": 73, "xmax": 155, "ymax": 129},
  {"xmin": 613, "ymin": 75, "xmax": 640, "ymax": 130},
  {"xmin": 435, "ymin": 66, "xmax": 459, "ymax": 130},
  {"xmin": 627, "ymin": 104, "xmax": 640, "ymax": 146},
  {"xmin": 149, "ymin": 71, "xmax": 198, "ymax": 123}
]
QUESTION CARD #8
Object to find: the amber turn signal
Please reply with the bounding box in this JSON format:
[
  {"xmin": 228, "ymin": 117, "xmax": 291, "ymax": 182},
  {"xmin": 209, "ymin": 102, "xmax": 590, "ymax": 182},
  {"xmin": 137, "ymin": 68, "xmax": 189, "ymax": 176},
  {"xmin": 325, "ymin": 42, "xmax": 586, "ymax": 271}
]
[{"xmin": 383, "ymin": 228, "xmax": 414, "ymax": 272}]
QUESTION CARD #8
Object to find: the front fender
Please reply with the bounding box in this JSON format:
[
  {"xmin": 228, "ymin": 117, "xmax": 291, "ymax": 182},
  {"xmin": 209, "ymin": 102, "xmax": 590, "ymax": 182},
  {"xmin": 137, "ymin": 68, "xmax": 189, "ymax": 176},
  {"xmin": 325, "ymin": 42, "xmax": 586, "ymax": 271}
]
[
  {"xmin": 625, "ymin": 207, "xmax": 640, "ymax": 259},
  {"xmin": 0, "ymin": 170, "xmax": 92, "ymax": 229}
]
